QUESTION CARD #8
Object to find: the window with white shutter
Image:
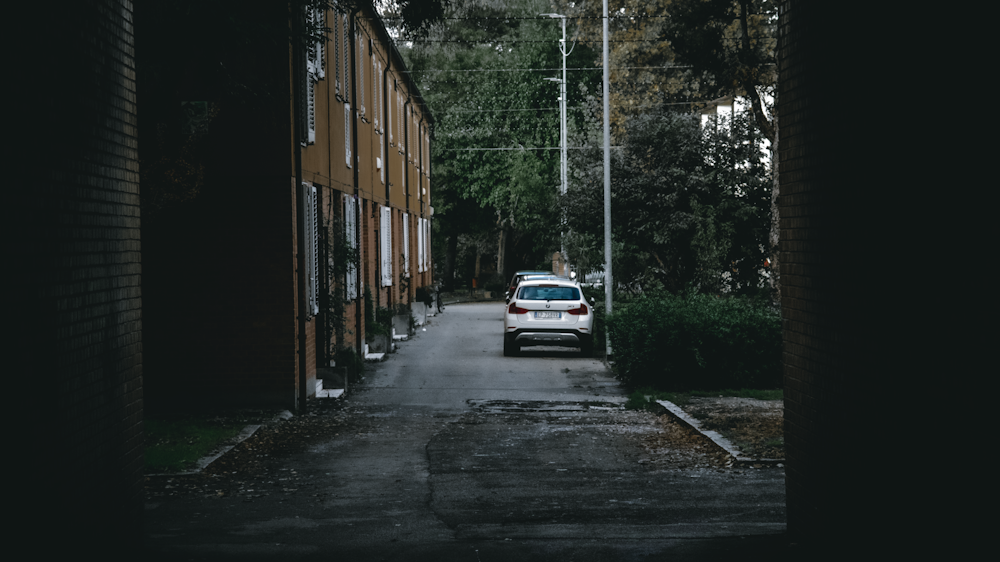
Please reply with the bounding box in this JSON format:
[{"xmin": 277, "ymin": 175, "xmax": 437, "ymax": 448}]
[
  {"xmin": 371, "ymin": 51, "xmax": 378, "ymax": 129},
  {"xmin": 425, "ymin": 217, "xmax": 431, "ymax": 272},
  {"xmin": 333, "ymin": 9, "xmax": 340, "ymax": 97},
  {"xmin": 380, "ymin": 207, "xmax": 393, "ymax": 287},
  {"xmin": 387, "ymin": 79, "xmax": 393, "ymax": 145},
  {"xmin": 315, "ymin": 8, "xmax": 325, "ymax": 80},
  {"xmin": 342, "ymin": 13, "xmax": 350, "ymax": 100},
  {"xmin": 379, "ymin": 134, "xmax": 385, "ymax": 184},
  {"xmin": 301, "ymin": 5, "xmax": 325, "ymax": 146},
  {"xmin": 417, "ymin": 217, "xmax": 424, "ymax": 273},
  {"xmin": 302, "ymin": 183, "xmax": 319, "ymax": 316},
  {"xmin": 345, "ymin": 103, "xmax": 352, "ymax": 167},
  {"xmin": 397, "ymin": 92, "xmax": 403, "ymax": 154},
  {"xmin": 402, "ymin": 214, "xmax": 410, "ymax": 277},
  {"xmin": 344, "ymin": 193, "xmax": 358, "ymax": 301},
  {"xmin": 358, "ymin": 33, "xmax": 365, "ymax": 118}
]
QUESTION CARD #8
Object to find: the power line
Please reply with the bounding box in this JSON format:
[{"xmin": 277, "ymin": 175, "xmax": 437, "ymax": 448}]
[
  {"xmin": 401, "ymin": 65, "xmax": 693, "ymax": 73},
  {"xmin": 439, "ymin": 146, "xmax": 623, "ymax": 151},
  {"xmin": 400, "ymin": 37, "xmax": 773, "ymax": 43}
]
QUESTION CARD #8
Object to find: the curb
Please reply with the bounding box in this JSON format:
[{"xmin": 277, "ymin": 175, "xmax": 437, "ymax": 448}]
[{"xmin": 654, "ymin": 400, "xmax": 784, "ymax": 467}]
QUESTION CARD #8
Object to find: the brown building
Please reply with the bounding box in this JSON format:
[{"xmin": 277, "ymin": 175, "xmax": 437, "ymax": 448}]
[{"xmin": 142, "ymin": 1, "xmax": 433, "ymax": 412}]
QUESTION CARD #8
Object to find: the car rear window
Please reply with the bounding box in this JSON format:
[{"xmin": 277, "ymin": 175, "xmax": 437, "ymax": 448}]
[{"xmin": 517, "ymin": 285, "xmax": 580, "ymax": 301}]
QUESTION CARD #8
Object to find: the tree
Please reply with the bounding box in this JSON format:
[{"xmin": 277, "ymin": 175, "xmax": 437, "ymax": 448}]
[
  {"xmin": 661, "ymin": 0, "xmax": 780, "ymax": 304},
  {"xmin": 565, "ymin": 103, "xmax": 771, "ymax": 295},
  {"xmin": 400, "ymin": 0, "xmax": 600, "ymax": 282}
]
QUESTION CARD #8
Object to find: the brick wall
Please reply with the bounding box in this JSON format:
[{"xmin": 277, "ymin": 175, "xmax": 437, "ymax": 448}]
[
  {"xmin": 10, "ymin": 0, "xmax": 143, "ymax": 552},
  {"xmin": 778, "ymin": 2, "xmax": 926, "ymax": 553}
]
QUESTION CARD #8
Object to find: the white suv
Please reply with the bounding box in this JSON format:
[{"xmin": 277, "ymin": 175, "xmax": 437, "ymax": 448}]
[{"xmin": 503, "ymin": 278, "xmax": 595, "ymax": 356}]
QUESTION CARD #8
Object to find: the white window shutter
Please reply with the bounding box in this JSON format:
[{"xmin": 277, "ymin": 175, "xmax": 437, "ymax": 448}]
[
  {"xmin": 417, "ymin": 217, "xmax": 424, "ymax": 273},
  {"xmin": 307, "ymin": 78, "xmax": 316, "ymax": 145},
  {"xmin": 302, "ymin": 183, "xmax": 318, "ymax": 316},
  {"xmin": 358, "ymin": 34, "xmax": 365, "ymax": 117},
  {"xmin": 424, "ymin": 217, "xmax": 431, "ymax": 273},
  {"xmin": 344, "ymin": 194, "xmax": 358, "ymax": 300},
  {"xmin": 315, "ymin": 7, "xmax": 325, "ymax": 80},
  {"xmin": 342, "ymin": 14, "xmax": 350, "ymax": 99},
  {"xmin": 380, "ymin": 207, "xmax": 392, "ymax": 287},
  {"xmin": 402, "ymin": 214, "xmax": 410, "ymax": 276},
  {"xmin": 397, "ymin": 93, "xmax": 403, "ymax": 154},
  {"xmin": 345, "ymin": 103, "xmax": 352, "ymax": 167},
  {"xmin": 333, "ymin": 10, "xmax": 340, "ymax": 96}
]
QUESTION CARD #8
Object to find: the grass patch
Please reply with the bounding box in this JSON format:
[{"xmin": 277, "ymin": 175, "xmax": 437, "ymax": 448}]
[
  {"xmin": 688, "ymin": 388, "xmax": 783, "ymax": 400},
  {"xmin": 144, "ymin": 417, "xmax": 248, "ymax": 473},
  {"xmin": 625, "ymin": 387, "xmax": 782, "ymax": 411}
]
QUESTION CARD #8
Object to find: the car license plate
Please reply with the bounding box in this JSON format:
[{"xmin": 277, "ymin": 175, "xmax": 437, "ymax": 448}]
[{"xmin": 534, "ymin": 311, "xmax": 561, "ymax": 319}]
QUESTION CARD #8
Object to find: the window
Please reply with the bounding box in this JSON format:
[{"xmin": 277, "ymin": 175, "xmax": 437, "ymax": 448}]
[
  {"xmin": 303, "ymin": 183, "xmax": 319, "ymax": 315},
  {"xmin": 371, "ymin": 50, "xmax": 378, "ymax": 130},
  {"xmin": 301, "ymin": 4, "xmax": 325, "ymax": 146},
  {"xmin": 519, "ymin": 286, "xmax": 580, "ymax": 301},
  {"xmin": 397, "ymin": 92, "xmax": 404, "ymax": 154},
  {"xmin": 417, "ymin": 217, "xmax": 425, "ymax": 273},
  {"xmin": 402, "ymin": 214, "xmax": 410, "ymax": 276},
  {"xmin": 342, "ymin": 13, "xmax": 350, "ymax": 100},
  {"xmin": 343, "ymin": 193, "xmax": 358, "ymax": 300},
  {"xmin": 378, "ymin": 135, "xmax": 385, "ymax": 184},
  {"xmin": 380, "ymin": 206, "xmax": 393, "ymax": 287},
  {"xmin": 345, "ymin": 103, "xmax": 352, "ymax": 167},
  {"xmin": 333, "ymin": 9, "xmax": 340, "ymax": 98},
  {"xmin": 358, "ymin": 33, "xmax": 365, "ymax": 117}
]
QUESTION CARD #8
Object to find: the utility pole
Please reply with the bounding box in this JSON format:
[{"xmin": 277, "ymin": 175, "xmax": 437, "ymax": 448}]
[
  {"xmin": 541, "ymin": 13, "xmax": 571, "ymax": 277},
  {"xmin": 602, "ymin": 0, "xmax": 613, "ymax": 355}
]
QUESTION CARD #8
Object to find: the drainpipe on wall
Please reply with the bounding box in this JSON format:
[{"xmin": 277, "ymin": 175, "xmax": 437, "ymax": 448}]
[
  {"xmin": 350, "ymin": 8, "xmax": 363, "ymax": 364},
  {"xmin": 403, "ymin": 98, "xmax": 411, "ymax": 212},
  {"xmin": 292, "ymin": 3, "xmax": 308, "ymax": 413}
]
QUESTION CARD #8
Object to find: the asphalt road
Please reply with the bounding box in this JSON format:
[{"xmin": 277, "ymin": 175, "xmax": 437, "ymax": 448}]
[{"xmin": 144, "ymin": 302, "xmax": 793, "ymax": 561}]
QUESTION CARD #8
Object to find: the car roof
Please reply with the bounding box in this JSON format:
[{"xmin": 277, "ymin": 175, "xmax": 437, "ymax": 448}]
[{"xmin": 518, "ymin": 277, "xmax": 578, "ymax": 287}]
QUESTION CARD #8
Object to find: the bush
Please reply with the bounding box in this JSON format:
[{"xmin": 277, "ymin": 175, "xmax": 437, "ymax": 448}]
[
  {"xmin": 415, "ymin": 286, "xmax": 434, "ymax": 308},
  {"xmin": 607, "ymin": 292, "xmax": 781, "ymax": 391}
]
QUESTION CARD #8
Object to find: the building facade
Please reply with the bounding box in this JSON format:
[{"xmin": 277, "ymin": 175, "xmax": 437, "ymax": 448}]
[{"xmin": 142, "ymin": 1, "xmax": 433, "ymax": 412}]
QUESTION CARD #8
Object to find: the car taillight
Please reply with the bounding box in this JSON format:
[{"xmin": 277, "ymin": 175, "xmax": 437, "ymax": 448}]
[
  {"xmin": 508, "ymin": 303, "xmax": 529, "ymax": 314},
  {"xmin": 567, "ymin": 303, "xmax": 589, "ymax": 315}
]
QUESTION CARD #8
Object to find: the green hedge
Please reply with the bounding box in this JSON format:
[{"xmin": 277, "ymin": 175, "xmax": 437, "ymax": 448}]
[{"xmin": 607, "ymin": 293, "xmax": 781, "ymax": 391}]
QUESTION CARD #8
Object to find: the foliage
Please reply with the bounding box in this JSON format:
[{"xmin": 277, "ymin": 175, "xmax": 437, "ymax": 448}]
[
  {"xmin": 608, "ymin": 292, "xmax": 781, "ymax": 391},
  {"xmin": 320, "ymin": 216, "xmax": 361, "ymax": 364},
  {"xmin": 144, "ymin": 417, "xmax": 247, "ymax": 473},
  {"xmin": 401, "ymin": 0, "xmax": 601, "ymax": 280},
  {"xmin": 415, "ymin": 286, "xmax": 435, "ymax": 307},
  {"xmin": 662, "ymin": 0, "xmax": 777, "ymax": 141},
  {"xmin": 334, "ymin": 346, "xmax": 365, "ymax": 375},
  {"xmin": 566, "ymin": 104, "xmax": 771, "ymax": 294}
]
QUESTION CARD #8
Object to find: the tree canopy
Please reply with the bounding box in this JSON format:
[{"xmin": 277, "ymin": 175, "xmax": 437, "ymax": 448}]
[
  {"xmin": 566, "ymin": 103, "xmax": 771, "ymax": 295},
  {"xmin": 399, "ymin": 0, "xmax": 600, "ymax": 284}
]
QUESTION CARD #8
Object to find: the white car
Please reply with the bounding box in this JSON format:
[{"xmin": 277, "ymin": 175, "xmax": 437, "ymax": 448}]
[{"xmin": 503, "ymin": 278, "xmax": 595, "ymax": 356}]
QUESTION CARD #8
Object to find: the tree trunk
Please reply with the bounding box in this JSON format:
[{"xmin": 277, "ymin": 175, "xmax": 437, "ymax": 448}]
[
  {"xmin": 496, "ymin": 226, "xmax": 511, "ymax": 283},
  {"xmin": 445, "ymin": 233, "xmax": 457, "ymax": 291}
]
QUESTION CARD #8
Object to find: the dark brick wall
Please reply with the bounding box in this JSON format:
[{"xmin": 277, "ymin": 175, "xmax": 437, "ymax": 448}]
[
  {"xmin": 9, "ymin": 0, "xmax": 143, "ymax": 552},
  {"xmin": 778, "ymin": 2, "xmax": 932, "ymax": 554}
]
